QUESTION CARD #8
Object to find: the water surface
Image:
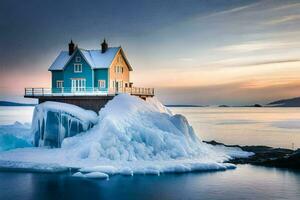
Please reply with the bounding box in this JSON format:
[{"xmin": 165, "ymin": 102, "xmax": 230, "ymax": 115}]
[
  {"xmin": 170, "ymin": 107, "xmax": 300, "ymax": 149},
  {"xmin": 0, "ymin": 165, "xmax": 299, "ymax": 200}
]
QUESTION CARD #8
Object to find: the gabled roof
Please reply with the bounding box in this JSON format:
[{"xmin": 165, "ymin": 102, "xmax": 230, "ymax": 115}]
[{"xmin": 48, "ymin": 47, "xmax": 133, "ymax": 71}]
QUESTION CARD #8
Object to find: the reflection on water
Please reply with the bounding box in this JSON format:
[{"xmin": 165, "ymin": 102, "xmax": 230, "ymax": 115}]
[
  {"xmin": 170, "ymin": 107, "xmax": 300, "ymax": 149},
  {"xmin": 0, "ymin": 165, "xmax": 299, "ymax": 200}
]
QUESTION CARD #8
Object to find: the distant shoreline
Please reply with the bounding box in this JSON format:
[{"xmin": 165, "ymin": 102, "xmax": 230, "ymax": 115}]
[
  {"xmin": 165, "ymin": 105, "xmax": 206, "ymax": 107},
  {"xmin": 0, "ymin": 101, "xmax": 36, "ymax": 107}
]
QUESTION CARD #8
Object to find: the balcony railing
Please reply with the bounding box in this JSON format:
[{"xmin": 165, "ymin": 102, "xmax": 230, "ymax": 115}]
[{"xmin": 24, "ymin": 87, "xmax": 154, "ymax": 97}]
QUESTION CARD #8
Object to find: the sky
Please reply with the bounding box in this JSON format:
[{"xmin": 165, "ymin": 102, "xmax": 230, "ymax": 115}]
[{"xmin": 0, "ymin": 0, "xmax": 300, "ymax": 105}]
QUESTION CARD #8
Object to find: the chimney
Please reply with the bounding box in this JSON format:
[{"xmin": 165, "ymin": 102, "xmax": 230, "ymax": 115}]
[
  {"xmin": 68, "ymin": 40, "xmax": 75, "ymax": 55},
  {"xmin": 101, "ymin": 39, "xmax": 108, "ymax": 53}
]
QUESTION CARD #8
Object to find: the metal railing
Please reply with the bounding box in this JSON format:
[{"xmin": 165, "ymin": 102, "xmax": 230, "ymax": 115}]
[{"xmin": 24, "ymin": 87, "xmax": 154, "ymax": 97}]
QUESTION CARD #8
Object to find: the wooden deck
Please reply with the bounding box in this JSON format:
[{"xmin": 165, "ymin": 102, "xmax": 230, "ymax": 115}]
[
  {"xmin": 24, "ymin": 87, "xmax": 154, "ymax": 112},
  {"xmin": 24, "ymin": 87, "xmax": 154, "ymax": 98}
]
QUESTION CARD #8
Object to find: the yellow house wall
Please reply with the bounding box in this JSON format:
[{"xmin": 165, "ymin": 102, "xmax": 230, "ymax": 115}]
[{"xmin": 109, "ymin": 50, "xmax": 130, "ymax": 89}]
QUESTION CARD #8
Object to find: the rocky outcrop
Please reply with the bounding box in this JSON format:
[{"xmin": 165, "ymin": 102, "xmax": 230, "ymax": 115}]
[{"xmin": 204, "ymin": 140, "xmax": 300, "ymax": 169}]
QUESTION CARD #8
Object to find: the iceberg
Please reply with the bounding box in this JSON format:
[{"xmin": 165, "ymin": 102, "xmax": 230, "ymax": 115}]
[
  {"xmin": 0, "ymin": 122, "xmax": 32, "ymax": 151},
  {"xmin": 0, "ymin": 94, "xmax": 253, "ymax": 176},
  {"xmin": 31, "ymin": 102, "xmax": 98, "ymax": 147}
]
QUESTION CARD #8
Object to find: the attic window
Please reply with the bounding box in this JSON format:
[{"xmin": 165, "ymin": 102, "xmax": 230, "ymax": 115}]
[
  {"xmin": 74, "ymin": 64, "xmax": 82, "ymax": 73},
  {"xmin": 75, "ymin": 56, "xmax": 81, "ymax": 62},
  {"xmin": 115, "ymin": 66, "xmax": 123, "ymax": 74}
]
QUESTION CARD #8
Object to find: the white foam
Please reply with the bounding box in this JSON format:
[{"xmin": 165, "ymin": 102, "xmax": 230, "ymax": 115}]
[
  {"xmin": 85, "ymin": 172, "xmax": 109, "ymax": 179},
  {"xmin": 79, "ymin": 166, "xmax": 117, "ymax": 174}
]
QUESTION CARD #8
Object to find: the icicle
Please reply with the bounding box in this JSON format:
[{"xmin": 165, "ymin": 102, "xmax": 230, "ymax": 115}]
[{"xmin": 31, "ymin": 102, "xmax": 97, "ymax": 148}]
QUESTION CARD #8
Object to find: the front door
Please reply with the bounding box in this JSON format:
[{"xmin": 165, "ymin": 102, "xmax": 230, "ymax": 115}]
[{"xmin": 71, "ymin": 79, "xmax": 86, "ymax": 92}]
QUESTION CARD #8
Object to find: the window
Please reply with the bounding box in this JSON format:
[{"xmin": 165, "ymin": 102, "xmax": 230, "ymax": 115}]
[
  {"xmin": 75, "ymin": 56, "xmax": 81, "ymax": 62},
  {"xmin": 115, "ymin": 66, "xmax": 123, "ymax": 74},
  {"xmin": 98, "ymin": 80, "xmax": 106, "ymax": 89},
  {"xmin": 56, "ymin": 80, "xmax": 63, "ymax": 88},
  {"xmin": 74, "ymin": 64, "xmax": 82, "ymax": 72}
]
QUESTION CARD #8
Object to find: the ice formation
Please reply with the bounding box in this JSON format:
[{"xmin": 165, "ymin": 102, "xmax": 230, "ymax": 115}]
[
  {"xmin": 0, "ymin": 122, "xmax": 32, "ymax": 151},
  {"xmin": 0, "ymin": 94, "xmax": 253, "ymax": 175},
  {"xmin": 32, "ymin": 102, "xmax": 98, "ymax": 147}
]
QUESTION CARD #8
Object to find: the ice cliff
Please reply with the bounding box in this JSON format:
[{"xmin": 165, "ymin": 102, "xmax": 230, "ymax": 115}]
[{"xmin": 32, "ymin": 102, "xmax": 97, "ymax": 147}]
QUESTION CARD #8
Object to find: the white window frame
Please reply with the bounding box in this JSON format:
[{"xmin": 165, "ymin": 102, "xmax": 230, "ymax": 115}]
[
  {"xmin": 56, "ymin": 80, "xmax": 63, "ymax": 88},
  {"xmin": 75, "ymin": 56, "xmax": 81, "ymax": 62},
  {"xmin": 71, "ymin": 78, "xmax": 86, "ymax": 92},
  {"xmin": 98, "ymin": 80, "xmax": 106, "ymax": 89},
  {"xmin": 74, "ymin": 64, "xmax": 82, "ymax": 73}
]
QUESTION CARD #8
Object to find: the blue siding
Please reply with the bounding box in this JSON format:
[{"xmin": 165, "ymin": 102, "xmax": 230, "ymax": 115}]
[
  {"xmin": 63, "ymin": 51, "xmax": 93, "ymax": 92},
  {"xmin": 51, "ymin": 71, "xmax": 63, "ymax": 93},
  {"xmin": 51, "ymin": 49, "xmax": 109, "ymax": 93},
  {"xmin": 94, "ymin": 69, "xmax": 109, "ymax": 91}
]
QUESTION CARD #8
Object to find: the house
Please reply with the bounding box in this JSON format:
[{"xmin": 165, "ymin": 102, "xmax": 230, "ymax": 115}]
[
  {"xmin": 49, "ymin": 39, "xmax": 133, "ymax": 94},
  {"xmin": 24, "ymin": 39, "xmax": 154, "ymax": 112}
]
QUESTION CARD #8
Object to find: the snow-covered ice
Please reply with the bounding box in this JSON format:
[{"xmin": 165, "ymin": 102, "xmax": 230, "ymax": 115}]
[
  {"xmin": 0, "ymin": 94, "xmax": 253, "ymax": 176},
  {"xmin": 73, "ymin": 171, "xmax": 109, "ymax": 179}
]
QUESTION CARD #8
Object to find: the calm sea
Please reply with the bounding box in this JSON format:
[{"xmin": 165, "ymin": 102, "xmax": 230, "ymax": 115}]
[
  {"xmin": 170, "ymin": 107, "xmax": 300, "ymax": 149},
  {"xmin": 0, "ymin": 106, "xmax": 300, "ymax": 200},
  {"xmin": 0, "ymin": 165, "xmax": 299, "ymax": 200}
]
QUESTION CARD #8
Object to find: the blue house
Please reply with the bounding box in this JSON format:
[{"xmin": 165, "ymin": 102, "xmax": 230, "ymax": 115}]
[
  {"xmin": 25, "ymin": 39, "xmax": 154, "ymax": 112},
  {"xmin": 49, "ymin": 40, "xmax": 133, "ymax": 94}
]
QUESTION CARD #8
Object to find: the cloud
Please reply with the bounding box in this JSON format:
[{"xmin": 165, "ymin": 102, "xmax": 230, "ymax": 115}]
[
  {"xmin": 271, "ymin": 2, "xmax": 300, "ymax": 11},
  {"xmin": 178, "ymin": 57, "xmax": 194, "ymax": 62},
  {"xmin": 264, "ymin": 14, "xmax": 300, "ymax": 25},
  {"xmin": 239, "ymin": 59, "xmax": 300, "ymax": 67},
  {"xmin": 216, "ymin": 40, "xmax": 300, "ymax": 53},
  {"xmin": 156, "ymin": 80, "xmax": 300, "ymax": 105},
  {"xmin": 207, "ymin": 58, "xmax": 300, "ymax": 69},
  {"xmin": 197, "ymin": 2, "xmax": 260, "ymax": 20}
]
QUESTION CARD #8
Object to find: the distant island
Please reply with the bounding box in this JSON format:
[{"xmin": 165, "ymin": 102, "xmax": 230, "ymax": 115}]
[
  {"xmin": 267, "ymin": 97, "xmax": 300, "ymax": 107},
  {"xmin": 165, "ymin": 104, "xmax": 206, "ymax": 107},
  {"xmin": 0, "ymin": 101, "xmax": 36, "ymax": 107},
  {"xmin": 218, "ymin": 96, "xmax": 300, "ymax": 107},
  {"xmin": 219, "ymin": 104, "xmax": 262, "ymax": 107}
]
